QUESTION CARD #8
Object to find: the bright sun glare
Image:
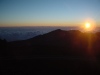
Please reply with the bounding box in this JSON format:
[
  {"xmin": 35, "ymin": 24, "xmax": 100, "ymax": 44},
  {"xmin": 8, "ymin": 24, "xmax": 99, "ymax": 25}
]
[
  {"xmin": 84, "ymin": 22, "xmax": 95, "ymax": 32},
  {"xmin": 82, "ymin": 22, "xmax": 93, "ymax": 32},
  {"xmin": 81, "ymin": 19, "xmax": 96, "ymax": 32},
  {"xmin": 85, "ymin": 23, "xmax": 91, "ymax": 29}
]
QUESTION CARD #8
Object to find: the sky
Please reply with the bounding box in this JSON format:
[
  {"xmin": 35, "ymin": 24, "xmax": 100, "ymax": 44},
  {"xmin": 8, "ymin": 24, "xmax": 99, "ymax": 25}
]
[{"xmin": 0, "ymin": 0, "xmax": 100, "ymax": 27}]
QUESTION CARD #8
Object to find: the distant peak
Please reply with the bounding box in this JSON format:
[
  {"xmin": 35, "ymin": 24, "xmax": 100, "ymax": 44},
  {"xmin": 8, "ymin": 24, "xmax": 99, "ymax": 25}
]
[
  {"xmin": 55, "ymin": 29, "xmax": 62, "ymax": 31},
  {"xmin": 51, "ymin": 29, "xmax": 64, "ymax": 33}
]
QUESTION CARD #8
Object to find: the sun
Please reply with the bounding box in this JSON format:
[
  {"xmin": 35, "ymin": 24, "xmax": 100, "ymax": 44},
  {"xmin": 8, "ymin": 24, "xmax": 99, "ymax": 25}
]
[
  {"xmin": 80, "ymin": 19, "xmax": 96, "ymax": 32},
  {"xmin": 84, "ymin": 22, "xmax": 95, "ymax": 32},
  {"xmin": 85, "ymin": 23, "xmax": 91, "ymax": 29}
]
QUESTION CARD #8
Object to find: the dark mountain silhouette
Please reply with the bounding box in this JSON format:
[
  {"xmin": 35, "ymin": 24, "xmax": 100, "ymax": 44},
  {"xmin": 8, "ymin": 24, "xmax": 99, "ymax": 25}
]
[{"xmin": 1, "ymin": 29, "xmax": 100, "ymax": 75}]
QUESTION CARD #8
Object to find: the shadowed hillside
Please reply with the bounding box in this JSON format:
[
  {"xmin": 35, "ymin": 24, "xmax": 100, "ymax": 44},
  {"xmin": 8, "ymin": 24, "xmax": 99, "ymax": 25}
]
[{"xmin": 1, "ymin": 29, "xmax": 100, "ymax": 75}]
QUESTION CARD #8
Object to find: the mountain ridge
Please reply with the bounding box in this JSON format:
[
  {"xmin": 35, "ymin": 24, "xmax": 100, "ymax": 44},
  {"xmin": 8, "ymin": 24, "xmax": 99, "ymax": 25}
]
[{"xmin": 2, "ymin": 29, "xmax": 98, "ymax": 60}]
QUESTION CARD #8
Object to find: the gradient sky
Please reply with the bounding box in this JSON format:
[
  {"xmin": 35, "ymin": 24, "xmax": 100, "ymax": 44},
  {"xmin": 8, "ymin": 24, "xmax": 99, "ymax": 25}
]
[{"xmin": 0, "ymin": 0, "xmax": 100, "ymax": 27}]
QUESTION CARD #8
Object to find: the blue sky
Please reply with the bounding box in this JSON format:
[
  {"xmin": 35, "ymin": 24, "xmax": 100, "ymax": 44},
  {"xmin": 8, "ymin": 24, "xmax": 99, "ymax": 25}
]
[{"xmin": 0, "ymin": 0, "xmax": 100, "ymax": 26}]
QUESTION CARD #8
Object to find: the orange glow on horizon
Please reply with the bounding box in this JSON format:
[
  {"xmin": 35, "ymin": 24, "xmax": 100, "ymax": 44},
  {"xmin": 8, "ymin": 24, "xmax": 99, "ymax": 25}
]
[
  {"xmin": 0, "ymin": 22, "xmax": 80, "ymax": 27},
  {"xmin": 0, "ymin": 19, "xmax": 100, "ymax": 27}
]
